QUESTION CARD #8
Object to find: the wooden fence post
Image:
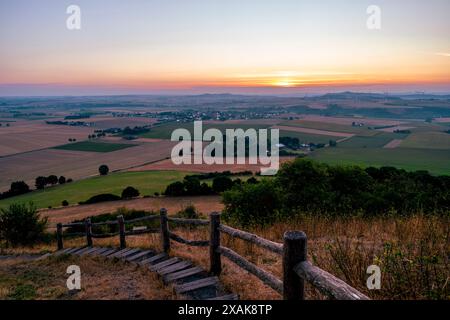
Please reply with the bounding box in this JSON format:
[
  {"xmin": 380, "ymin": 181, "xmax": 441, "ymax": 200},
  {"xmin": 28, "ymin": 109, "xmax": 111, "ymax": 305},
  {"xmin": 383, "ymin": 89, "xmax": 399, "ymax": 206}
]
[
  {"xmin": 160, "ymin": 208, "xmax": 170, "ymax": 253},
  {"xmin": 118, "ymin": 215, "xmax": 126, "ymax": 249},
  {"xmin": 56, "ymin": 223, "xmax": 63, "ymax": 250},
  {"xmin": 85, "ymin": 218, "xmax": 93, "ymax": 247},
  {"xmin": 209, "ymin": 212, "xmax": 221, "ymax": 276},
  {"xmin": 283, "ymin": 231, "xmax": 307, "ymax": 300}
]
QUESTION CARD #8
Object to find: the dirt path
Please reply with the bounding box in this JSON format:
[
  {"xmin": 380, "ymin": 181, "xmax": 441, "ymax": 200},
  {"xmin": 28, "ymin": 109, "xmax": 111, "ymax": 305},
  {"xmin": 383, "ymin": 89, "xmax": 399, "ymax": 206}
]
[{"xmin": 42, "ymin": 196, "xmax": 224, "ymax": 226}]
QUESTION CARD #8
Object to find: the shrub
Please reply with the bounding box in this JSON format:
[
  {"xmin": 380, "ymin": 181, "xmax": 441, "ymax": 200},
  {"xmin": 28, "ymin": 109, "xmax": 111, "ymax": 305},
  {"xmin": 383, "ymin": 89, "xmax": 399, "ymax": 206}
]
[
  {"xmin": 58, "ymin": 176, "xmax": 66, "ymax": 184},
  {"xmin": 212, "ymin": 176, "xmax": 234, "ymax": 193},
  {"xmin": 98, "ymin": 165, "xmax": 109, "ymax": 176},
  {"xmin": 121, "ymin": 186, "xmax": 140, "ymax": 199},
  {"xmin": 79, "ymin": 194, "xmax": 121, "ymax": 205},
  {"xmin": 176, "ymin": 204, "xmax": 200, "ymax": 219},
  {"xmin": 164, "ymin": 181, "xmax": 185, "ymax": 196},
  {"xmin": 222, "ymin": 180, "xmax": 282, "ymax": 227},
  {"xmin": 62, "ymin": 200, "xmax": 69, "ymax": 207},
  {"xmin": 0, "ymin": 203, "xmax": 48, "ymax": 246}
]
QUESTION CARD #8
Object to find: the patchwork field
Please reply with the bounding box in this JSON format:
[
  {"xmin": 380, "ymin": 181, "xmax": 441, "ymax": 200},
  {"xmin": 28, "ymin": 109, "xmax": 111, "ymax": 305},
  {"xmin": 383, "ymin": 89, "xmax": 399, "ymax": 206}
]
[
  {"xmin": 309, "ymin": 148, "xmax": 450, "ymax": 175},
  {"xmin": 0, "ymin": 120, "xmax": 94, "ymax": 157},
  {"xmin": 54, "ymin": 141, "xmax": 137, "ymax": 153},
  {"xmin": 0, "ymin": 140, "xmax": 176, "ymax": 192},
  {"xmin": 278, "ymin": 120, "xmax": 377, "ymax": 136},
  {"xmin": 129, "ymin": 157, "xmax": 296, "ymax": 174},
  {"xmin": 278, "ymin": 130, "xmax": 341, "ymax": 144},
  {"xmin": 399, "ymin": 132, "xmax": 450, "ymax": 150},
  {"xmin": 0, "ymin": 170, "xmax": 191, "ymax": 210},
  {"xmin": 337, "ymin": 133, "xmax": 408, "ymax": 148},
  {"xmin": 273, "ymin": 125, "xmax": 353, "ymax": 138},
  {"xmin": 140, "ymin": 122, "xmax": 272, "ymax": 140}
]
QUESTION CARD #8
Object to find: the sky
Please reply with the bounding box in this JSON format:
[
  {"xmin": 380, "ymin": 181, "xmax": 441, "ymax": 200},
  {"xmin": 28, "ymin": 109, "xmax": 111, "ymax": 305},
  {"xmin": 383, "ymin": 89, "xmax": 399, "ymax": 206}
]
[{"xmin": 0, "ymin": 0, "xmax": 449, "ymax": 96}]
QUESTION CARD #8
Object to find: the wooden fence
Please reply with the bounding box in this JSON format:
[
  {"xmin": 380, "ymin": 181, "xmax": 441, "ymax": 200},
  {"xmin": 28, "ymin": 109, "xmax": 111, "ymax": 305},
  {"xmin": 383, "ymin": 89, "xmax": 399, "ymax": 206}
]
[{"xmin": 56, "ymin": 209, "xmax": 369, "ymax": 300}]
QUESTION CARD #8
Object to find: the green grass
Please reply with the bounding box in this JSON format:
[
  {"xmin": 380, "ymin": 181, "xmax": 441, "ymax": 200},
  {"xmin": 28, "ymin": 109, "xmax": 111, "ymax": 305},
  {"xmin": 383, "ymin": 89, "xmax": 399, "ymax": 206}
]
[
  {"xmin": 399, "ymin": 132, "xmax": 450, "ymax": 150},
  {"xmin": 279, "ymin": 130, "xmax": 339, "ymax": 144},
  {"xmin": 338, "ymin": 133, "xmax": 408, "ymax": 148},
  {"xmin": 309, "ymin": 147, "xmax": 450, "ymax": 176},
  {"xmin": 140, "ymin": 122, "xmax": 271, "ymax": 140},
  {"xmin": 53, "ymin": 141, "xmax": 136, "ymax": 153},
  {"xmin": 0, "ymin": 171, "xmax": 191, "ymax": 210}
]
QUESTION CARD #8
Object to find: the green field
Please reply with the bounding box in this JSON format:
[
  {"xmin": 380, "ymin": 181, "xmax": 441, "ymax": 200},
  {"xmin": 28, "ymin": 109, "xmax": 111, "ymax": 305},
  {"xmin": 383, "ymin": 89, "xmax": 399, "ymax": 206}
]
[
  {"xmin": 279, "ymin": 130, "xmax": 338, "ymax": 144},
  {"xmin": 279, "ymin": 120, "xmax": 377, "ymax": 136},
  {"xmin": 141, "ymin": 122, "xmax": 272, "ymax": 140},
  {"xmin": 338, "ymin": 133, "xmax": 408, "ymax": 148},
  {"xmin": 0, "ymin": 171, "xmax": 191, "ymax": 210},
  {"xmin": 309, "ymin": 147, "xmax": 450, "ymax": 175},
  {"xmin": 54, "ymin": 141, "xmax": 136, "ymax": 153},
  {"xmin": 399, "ymin": 132, "xmax": 450, "ymax": 150}
]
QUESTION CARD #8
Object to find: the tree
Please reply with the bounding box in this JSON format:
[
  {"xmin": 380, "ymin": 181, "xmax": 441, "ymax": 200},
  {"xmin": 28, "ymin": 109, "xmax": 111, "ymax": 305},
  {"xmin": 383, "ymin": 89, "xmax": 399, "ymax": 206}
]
[
  {"xmin": 62, "ymin": 200, "xmax": 69, "ymax": 207},
  {"xmin": 10, "ymin": 181, "xmax": 30, "ymax": 196},
  {"xmin": 99, "ymin": 165, "xmax": 109, "ymax": 176},
  {"xmin": 329, "ymin": 140, "xmax": 337, "ymax": 147},
  {"xmin": 58, "ymin": 176, "xmax": 66, "ymax": 185},
  {"xmin": 35, "ymin": 176, "xmax": 47, "ymax": 190},
  {"xmin": 121, "ymin": 186, "xmax": 140, "ymax": 199},
  {"xmin": 164, "ymin": 181, "xmax": 185, "ymax": 196},
  {"xmin": 212, "ymin": 176, "xmax": 234, "ymax": 193},
  {"xmin": 0, "ymin": 203, "xmax": 48, "ymax": 246},
  {"xmin": 47, "ymin": 175, "xmax": 58, "ymax": 185}
]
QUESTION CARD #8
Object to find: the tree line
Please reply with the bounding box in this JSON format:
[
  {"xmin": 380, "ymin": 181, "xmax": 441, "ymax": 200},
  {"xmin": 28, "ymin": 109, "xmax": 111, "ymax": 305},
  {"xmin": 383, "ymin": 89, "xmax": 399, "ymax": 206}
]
[{"xmin": 222, "ymin": 159, "xmax": 450, "ymax": 227}]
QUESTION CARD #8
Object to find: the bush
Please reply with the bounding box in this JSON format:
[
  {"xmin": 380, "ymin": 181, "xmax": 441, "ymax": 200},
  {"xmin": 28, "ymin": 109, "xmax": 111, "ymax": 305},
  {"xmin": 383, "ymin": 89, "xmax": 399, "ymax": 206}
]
[
  {"xmin": 0, "ymin": 203, "xmax": 48, "ymax": 246},
  {"xmin": 0, "ymin": 181, "xmax": 30, "ymax": 200},
  {"xmin": 212, "ymin": 176, "xmax": 234, "ymax": 193},
  {"xmin": 98, "ymin": 165, "xmax": 109, "ymax": 176},
  {"xmin": 176, "ymin": 205, "xmax": 200, "ymax": 219},
  {"xmin": 79, "ymin": 194, "xmax": 121, "ymax": 205},
  {"xmin": 164, "ymin": 181, "xmax": 186, "ymax": 197},
  {"xmin": 62, "ymin": 200, "xmax": 69, "ymax": 207},
  {"xmin": 121, "ymin": 186, "xmax": 140, "ymax": 199},
  {"xmin": 58, "ymin": 176, "xmax": 66, "ymax": 184},
  {"xmin": 222, "ymin": 180, "xmax": 282, "ymax": 227}
]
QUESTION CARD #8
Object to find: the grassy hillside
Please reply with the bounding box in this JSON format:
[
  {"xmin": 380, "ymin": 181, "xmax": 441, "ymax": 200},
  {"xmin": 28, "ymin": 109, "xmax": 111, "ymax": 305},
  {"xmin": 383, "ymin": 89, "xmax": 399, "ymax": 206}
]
[
  {"xmin": 309, "ymin": 147, "xmax": 450, "ymax": 175},
  {"xmin": 0, "ymin": 171, "xmax": 191, "ymax": 209}
]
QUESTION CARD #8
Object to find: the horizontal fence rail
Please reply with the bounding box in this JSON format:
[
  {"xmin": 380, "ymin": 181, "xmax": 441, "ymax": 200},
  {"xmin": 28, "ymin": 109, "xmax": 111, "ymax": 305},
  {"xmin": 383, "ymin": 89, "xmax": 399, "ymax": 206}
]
[{"xmin": 55, "ymin": 209, "xmax": 369, "ymax": 300}]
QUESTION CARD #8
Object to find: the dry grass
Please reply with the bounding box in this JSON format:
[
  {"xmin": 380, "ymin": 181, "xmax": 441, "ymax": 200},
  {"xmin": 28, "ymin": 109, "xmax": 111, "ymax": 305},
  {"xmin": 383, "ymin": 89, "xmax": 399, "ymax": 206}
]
[
  {"xmin": 2, "ymin": 214, "xmax": 448, "ymax": 300},
  {"xmin": 0, "ymin": 254, "xmax": 174, "ymax": 300}
]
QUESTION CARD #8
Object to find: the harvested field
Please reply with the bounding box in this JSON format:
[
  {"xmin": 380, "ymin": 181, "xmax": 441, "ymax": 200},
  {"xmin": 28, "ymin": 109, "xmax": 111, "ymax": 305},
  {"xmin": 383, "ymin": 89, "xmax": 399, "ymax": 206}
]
[
  {"xmin": 298, "ymin": 115, "xmax": 404, "ymax": 126},
  {"xmin": 399, "ymin": 132, "xmax": 450, "ymax": 150},
  {"xmin": 76, "ymin": 116, "xmax": 157, "ymax": 129},
  {"xmin": 0, "ymin": 120, "xmax": 94, "ymax": 157},
  {"xmin": 128, "ymin": 157, "xmax": 296, "ymax": 174},
  {"xmin": 41, "ymin": 195, "xmax": 223, "ymax": 226},
  {"xmin": 377, "ymin": 126, "xmax": 415, "ymax": 133},
  {"xmin": 383, "ymin": 139, "xmax": 403, "ymax": 149},
  {"xmin": 0, "ymin": 140, "xmax": 176, "ymax": 192},
  {"xmin": 274, "ymin": 125, "xmax": 353, "ymax": 138},
  {"xmin": 53, "ymin": 141, "xmax": 137, "ymax": 153}
]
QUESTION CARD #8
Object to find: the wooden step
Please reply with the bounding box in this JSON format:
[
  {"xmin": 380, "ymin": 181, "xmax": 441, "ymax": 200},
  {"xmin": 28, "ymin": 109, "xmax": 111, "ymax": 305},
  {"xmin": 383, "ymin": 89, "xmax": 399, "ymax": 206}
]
[
  {"xmin": 69, "ymin": 247, "xmax": 87, "ymax": 254},
  {"xmin": 100, "ymin": 248, "xmax": 119, "ymax": 257},
  {"xmin": 36, "ymin": 253, "xmax": 52, "ymax": 261},
  {"xmin": 158, "ymin": 261, "xmax": 193, "ymax": 276},
  {"xmin": 90, "ymin": 248, "xmax": 111, "ymax": 256},
  {"xmin": 207, "ymin": 294, "xmax": 239, "ymax": 301},
  {"xmin": 139, "ymin": 253, "xmax": 167, "ymax": 266},
  {"xmin": 149, "ymin": 257, "xmax": 180, "ymax": 272},
  {"xmin": 74, "ymin": 247, "xmax": 94, "ymax": 255},
  {"xmin": 164, "ymin": 266, "xmax": 204, "ymax": 283},
  {"xmin": 175, "ymin": 277, "xmax": 219, "ymax": 294},
  {"xmin": 54, "ymin": 248, "xmax": 73, "ymax": 256},
  {"xmin": 116, "ymin": 248, "xmax": 140, "ymax": 259},
  {"xmin": 109, "ymin": 248, "xmax": 132, "ymax": 258},
  {"xmin": 126, "ymin": 250, "xmax": 153, "ymax": 262},
  {"xmin": 80, "ymin": 247, "xmax": 100, "ymax": 256}
]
